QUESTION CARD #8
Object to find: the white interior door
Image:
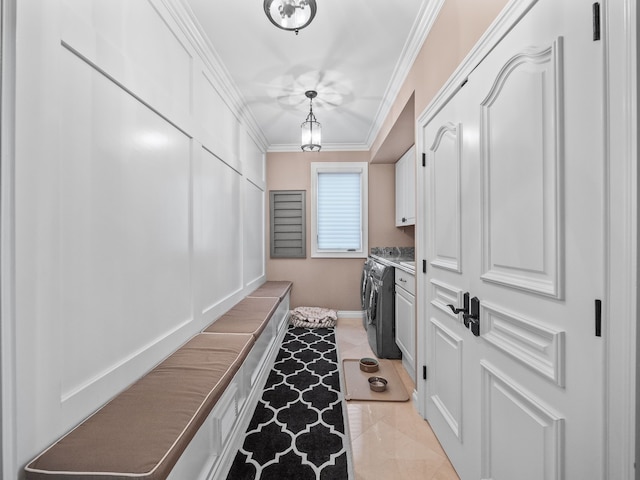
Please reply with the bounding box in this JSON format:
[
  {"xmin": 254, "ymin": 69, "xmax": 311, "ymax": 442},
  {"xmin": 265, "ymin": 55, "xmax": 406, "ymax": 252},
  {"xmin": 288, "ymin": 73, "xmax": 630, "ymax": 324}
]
[{"xmin": 422, "ymin": 0, "xmax": 604, "ymax": 478}]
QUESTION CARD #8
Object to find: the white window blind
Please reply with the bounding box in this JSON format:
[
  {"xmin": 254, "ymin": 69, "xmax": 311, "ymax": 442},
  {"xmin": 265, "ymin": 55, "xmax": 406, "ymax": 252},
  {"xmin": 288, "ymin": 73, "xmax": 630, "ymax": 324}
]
[
  {"xmin": 317, "ymin": 172, "xmax": 362, "ymax": 250},
  {"xmin": 311, "ymin": 162, "xmax": 368, "ymax": 258}
]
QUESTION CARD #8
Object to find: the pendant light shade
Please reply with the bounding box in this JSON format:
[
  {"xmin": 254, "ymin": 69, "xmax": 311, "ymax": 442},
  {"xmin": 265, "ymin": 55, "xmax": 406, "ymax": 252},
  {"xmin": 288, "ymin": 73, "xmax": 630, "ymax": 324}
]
[
  {"xmin": 301, "ymin": 90, "xmax": 321, "ymax": 152},
  {"xmin": 264, "ymin": 0, "xmax": 317, "ymax": 34}
]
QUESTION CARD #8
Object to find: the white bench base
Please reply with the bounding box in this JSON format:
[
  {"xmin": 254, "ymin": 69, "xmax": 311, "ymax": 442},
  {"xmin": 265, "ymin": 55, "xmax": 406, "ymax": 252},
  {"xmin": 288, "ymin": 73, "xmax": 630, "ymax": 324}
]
[{"xmin": 168, "ymin": 295, "xmax": 290, "ymax": 480}]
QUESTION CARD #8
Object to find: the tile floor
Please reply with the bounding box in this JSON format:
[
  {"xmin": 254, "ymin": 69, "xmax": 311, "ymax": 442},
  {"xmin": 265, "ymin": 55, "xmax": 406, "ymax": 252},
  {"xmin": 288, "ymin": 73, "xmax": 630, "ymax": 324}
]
[{"xmin": 336, "ymin": 317, "xmax": 460, "ymax": 480}]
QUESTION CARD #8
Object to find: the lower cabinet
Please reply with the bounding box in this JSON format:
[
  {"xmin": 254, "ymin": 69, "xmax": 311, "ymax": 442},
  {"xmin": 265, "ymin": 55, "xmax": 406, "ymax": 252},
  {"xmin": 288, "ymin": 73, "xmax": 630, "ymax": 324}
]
[{"xmin": 394, "ymin": 269, "xmax": 416, "ymax": 382}]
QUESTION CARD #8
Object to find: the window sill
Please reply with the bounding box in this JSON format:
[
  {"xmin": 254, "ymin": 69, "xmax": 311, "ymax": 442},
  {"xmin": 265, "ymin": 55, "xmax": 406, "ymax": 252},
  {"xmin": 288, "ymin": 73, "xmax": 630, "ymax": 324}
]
[{"xmin": 311, "ymin": 251, "xmax": 368, "ymax": 259}]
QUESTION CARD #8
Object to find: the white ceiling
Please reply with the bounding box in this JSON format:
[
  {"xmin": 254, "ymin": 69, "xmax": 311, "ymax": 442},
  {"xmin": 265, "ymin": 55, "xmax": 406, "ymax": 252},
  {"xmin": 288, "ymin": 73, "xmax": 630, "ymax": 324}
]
[{"xmin": 183, "ymin": 0, "xmax": 433, "ymax": 152}]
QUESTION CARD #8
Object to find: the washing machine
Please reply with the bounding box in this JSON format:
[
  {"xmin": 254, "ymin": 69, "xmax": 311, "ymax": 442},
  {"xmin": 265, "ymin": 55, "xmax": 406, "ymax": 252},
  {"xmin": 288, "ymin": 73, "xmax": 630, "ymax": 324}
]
[
  {"xmin": 360, "ymin": 257, "xmax": 377, "ymax": 329},
  {"xmin": 365, "ymin": 260, "xmax": 401, "ymax": 359}
]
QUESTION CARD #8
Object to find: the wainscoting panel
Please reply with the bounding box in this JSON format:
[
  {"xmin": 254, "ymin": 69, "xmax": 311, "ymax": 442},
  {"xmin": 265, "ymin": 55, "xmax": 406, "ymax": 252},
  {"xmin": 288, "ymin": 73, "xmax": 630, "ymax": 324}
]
[
  {"xmin": 61, "ymin": 0, "xmax": 193, "ymax": 131},
  {"xmin": 244, "ymin": 179, "xmax": 266, "ymax": 289},
  {"xmin": 199, "ymin": 147, "xmax": 243, "ymax": 318},
  {"xmin": 13, "ymin": 0, "xmax": 263, "ymax": 474},
  {"xmin": 59, "ymin": 45, "xmax": 193, "ymax": 401},
  {"xmin": 197, "ymin": 69, "xmax": 241, "ymax": 171},
  {"xmin": 241, "ymin": 129, "xmax": 265, "ymax": 189}
]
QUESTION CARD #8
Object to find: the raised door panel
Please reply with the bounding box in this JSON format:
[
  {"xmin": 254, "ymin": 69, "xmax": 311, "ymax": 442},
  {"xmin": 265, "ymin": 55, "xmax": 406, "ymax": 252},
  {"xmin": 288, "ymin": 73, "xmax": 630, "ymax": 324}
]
[
  {"xmin": 429, "ymin": 123, "xmax": 462, "ymax": 273},
  {"xmin": 480, "ymin": 41, "xmax": 564, "ymax": 298},
  {"xmin": 482, "ymin": 302, "xmax": 565, "ymax": 386},
  {"xmin": 429, "ymin": 318, "xmax": 463, "ymax": 441},
  {"xmin": 430, "ymin": 279, "xmax": 463, "ymax": 322},
  {"xmin": 481, "ymin": 363, "xmax": 564, "ymax": 480}
]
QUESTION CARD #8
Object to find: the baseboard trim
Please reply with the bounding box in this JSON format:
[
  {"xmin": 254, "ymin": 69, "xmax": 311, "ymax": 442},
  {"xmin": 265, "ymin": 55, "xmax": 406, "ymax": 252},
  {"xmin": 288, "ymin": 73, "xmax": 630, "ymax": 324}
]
[{"xmin": 337, "ymin": 310, "xmax": 365, "ymax": 320}]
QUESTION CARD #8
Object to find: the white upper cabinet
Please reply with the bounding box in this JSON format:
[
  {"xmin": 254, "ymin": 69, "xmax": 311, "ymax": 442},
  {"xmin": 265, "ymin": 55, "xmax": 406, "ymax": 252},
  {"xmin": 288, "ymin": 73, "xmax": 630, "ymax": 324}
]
[{"xmin": 395, "ymin": 145, "xmax": 416, "ymax": 226}]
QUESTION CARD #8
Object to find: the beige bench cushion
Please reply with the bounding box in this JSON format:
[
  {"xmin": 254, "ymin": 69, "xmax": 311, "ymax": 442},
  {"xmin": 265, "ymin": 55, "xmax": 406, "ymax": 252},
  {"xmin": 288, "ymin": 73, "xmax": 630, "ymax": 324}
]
[
  {"xmin": 24, "ymin": 333, "xmax": 254, "ymax": 480},
  {"xmin": 203, "ymin": 296, "xmax": 279, "ymax": 338},
  {"xmin": 247, "ymin": 280, "xmax": 292, "ymax": 300}
]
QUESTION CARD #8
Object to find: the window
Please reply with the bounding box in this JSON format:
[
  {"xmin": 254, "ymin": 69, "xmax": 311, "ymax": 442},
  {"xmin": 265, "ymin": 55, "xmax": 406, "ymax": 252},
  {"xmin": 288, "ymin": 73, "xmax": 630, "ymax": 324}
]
[{"xmin": 311, "ymin": 162, "xmax": 368, "ymax": 258}]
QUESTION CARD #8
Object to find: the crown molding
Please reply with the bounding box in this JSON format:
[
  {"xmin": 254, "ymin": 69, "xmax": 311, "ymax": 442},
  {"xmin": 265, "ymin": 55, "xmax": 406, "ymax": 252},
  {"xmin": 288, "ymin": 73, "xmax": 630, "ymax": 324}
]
[
  {"xmin": 163, "ymin": 0, "xmax": 443, "ymax": 154},
  {"xmin": 417, "ymin": 0, "xmax": 539, "ymax": 127},
  {"xmin": 160, "ymin": 0, "xmax": 270, "ymax": 152},
  {"xmin": 267, "ymin": 143, "xmax": 370, "ymax": 153},
  {"xmin": 363, "ymin": 0, "xmax": 445, "ymax": 150},
  {"xmin": 270, "ymin": 0, "xmax": 445, "ymax": 154}
]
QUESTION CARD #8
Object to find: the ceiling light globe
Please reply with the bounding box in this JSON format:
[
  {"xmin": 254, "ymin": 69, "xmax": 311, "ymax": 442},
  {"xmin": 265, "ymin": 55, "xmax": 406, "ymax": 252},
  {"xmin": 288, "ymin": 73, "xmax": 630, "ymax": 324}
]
[{"xmin": 264, "ymin": 0, "xmax": 317, "ymax": 32}]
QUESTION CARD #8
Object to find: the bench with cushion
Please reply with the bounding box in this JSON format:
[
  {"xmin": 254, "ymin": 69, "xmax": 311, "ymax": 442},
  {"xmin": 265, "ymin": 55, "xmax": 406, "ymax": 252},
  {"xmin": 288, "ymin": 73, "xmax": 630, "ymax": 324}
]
[
  {"xmin": 24, "ymin": 281, "xmax": 293, "ymax": 480},
  {"xmin": 203, "ymin": 296, "xmax": 280, "ymax": 338},
  {"xmin": 247, "ymin": 280, "xmax": 292, "ymax": 301}
]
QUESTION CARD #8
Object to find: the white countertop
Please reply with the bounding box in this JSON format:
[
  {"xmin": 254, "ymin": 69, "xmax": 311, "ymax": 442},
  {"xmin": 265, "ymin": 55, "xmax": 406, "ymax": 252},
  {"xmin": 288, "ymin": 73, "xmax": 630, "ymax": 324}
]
[{"xmin": 370, "ymin": 254, "xmax": 416, "ymax": 274}]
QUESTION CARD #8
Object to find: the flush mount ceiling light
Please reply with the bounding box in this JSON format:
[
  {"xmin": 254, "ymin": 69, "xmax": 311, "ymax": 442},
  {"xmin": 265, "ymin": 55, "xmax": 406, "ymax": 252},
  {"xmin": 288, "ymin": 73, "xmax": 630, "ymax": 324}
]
[
  {"xmin": 264, "ymin": 0, "xmax": 317, "ymax": 34},
  {"xmin": 301, "ymin": 90, "xmax": 321, "ymax": 152}
]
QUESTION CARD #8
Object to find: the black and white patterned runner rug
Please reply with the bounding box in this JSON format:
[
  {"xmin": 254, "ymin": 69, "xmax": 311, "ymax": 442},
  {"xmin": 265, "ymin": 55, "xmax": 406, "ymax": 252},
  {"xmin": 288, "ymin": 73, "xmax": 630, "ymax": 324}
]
[{"xmin": 226, "ymin": 327, "xmax": 351, "ymax": 480}]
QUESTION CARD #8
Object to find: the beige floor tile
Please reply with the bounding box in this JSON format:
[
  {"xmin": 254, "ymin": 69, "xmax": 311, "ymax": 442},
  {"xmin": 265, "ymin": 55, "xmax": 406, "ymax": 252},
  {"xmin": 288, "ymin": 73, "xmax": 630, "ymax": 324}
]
[
  {"xmin": 353, "ymin": 457, "xmax": 405, "ymax": 480},
  {"xmin": 352, "ymin": 422, "xmax": 446, "ymax": 463},
  {"xmin": 346, "ymin": 404, "xmax": 378, "ymax": 441},
  {"xmin": 351, "ymin": 398, "xmax": 398, "ymax": 418},
  {"xmin": 394, "ymin": 458, "xmax": 448, "ymax": 480},
  {"xmin": 338, "ymin": 317, "xmax": 459, "ymax": 480},
  {"xmin": 378, "ymin": 408, "xmax": 446, "ymax": 456},
  {"xmin": 432, "ymin": 461, "xmax": 461, "ymax": 480}
]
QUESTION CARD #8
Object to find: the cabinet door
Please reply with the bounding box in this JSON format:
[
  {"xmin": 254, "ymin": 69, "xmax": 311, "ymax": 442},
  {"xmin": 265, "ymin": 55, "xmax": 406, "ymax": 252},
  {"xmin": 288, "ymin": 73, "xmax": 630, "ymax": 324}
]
[
  {"xmin": 404, "ymin": 149, "xmax": 416, "ymax": 224},
  {"xmin": 395, "ymin": 146, "xmax": 416, "ymax": 226},
  {"xmin": 394, "ymin": 285, "xmax": 415, "ymax": 379},
  {"xmin": 395, "ymin": 154, "xmax": 406, "ymax": 226}
]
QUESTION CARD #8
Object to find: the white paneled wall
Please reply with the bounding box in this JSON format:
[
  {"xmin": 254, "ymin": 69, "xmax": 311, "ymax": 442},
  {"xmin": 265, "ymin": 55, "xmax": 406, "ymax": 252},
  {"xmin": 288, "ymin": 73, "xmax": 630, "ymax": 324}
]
[
  {"xmin": 59, "ymin": 44, "xmax": 193, "ymax": 401},
  {"xmin": 197, "ymin": 70, "xmax": 241, "ymax": 170},
  {"xmin": 197, "ymin": 147, "xmax": 243, "ymax": 317},
  {"xmin": 244, "ymin": 180, "xmax": 266, "ymax": 287},
  {"xmin": 13, "ymin": 0, "xmax": 266, "ymax": 472}
]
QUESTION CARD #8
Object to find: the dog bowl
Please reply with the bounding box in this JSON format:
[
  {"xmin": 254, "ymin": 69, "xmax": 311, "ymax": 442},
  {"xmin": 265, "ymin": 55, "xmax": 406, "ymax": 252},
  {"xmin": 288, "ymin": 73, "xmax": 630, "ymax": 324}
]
[
  {"xmin": 359, "ymin": 357, "xmax": 379, "ymax": 373},
  {"xmin": 368, "ymin": 376, "xmax": 388, "ymax": 392}
]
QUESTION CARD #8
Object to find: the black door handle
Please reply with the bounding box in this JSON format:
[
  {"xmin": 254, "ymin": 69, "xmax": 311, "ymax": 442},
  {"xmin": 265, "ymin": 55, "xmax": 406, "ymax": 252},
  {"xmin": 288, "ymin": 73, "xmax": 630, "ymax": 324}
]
[
  {"xmin": 447, "ymin": 293, "xmax": 481, "ymax": 336},
  {"xmin": 447, "ymin": 292, "xmax": 470, "ymax": 316},
  {"xmin": 464, "ymin": 296, "xmax": 481, "ymax": 336}
]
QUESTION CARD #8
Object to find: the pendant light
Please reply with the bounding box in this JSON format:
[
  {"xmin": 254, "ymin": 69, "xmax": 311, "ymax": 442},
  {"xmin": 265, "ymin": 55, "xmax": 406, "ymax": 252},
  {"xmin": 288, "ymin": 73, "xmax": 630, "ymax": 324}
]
[
  {"xmin": 263, "ymin": 0, "xmax": 317, "ymax": 34},
  {"xmin": 301, "ymin": 90, "xmax": 321, "ymax": 152}
]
